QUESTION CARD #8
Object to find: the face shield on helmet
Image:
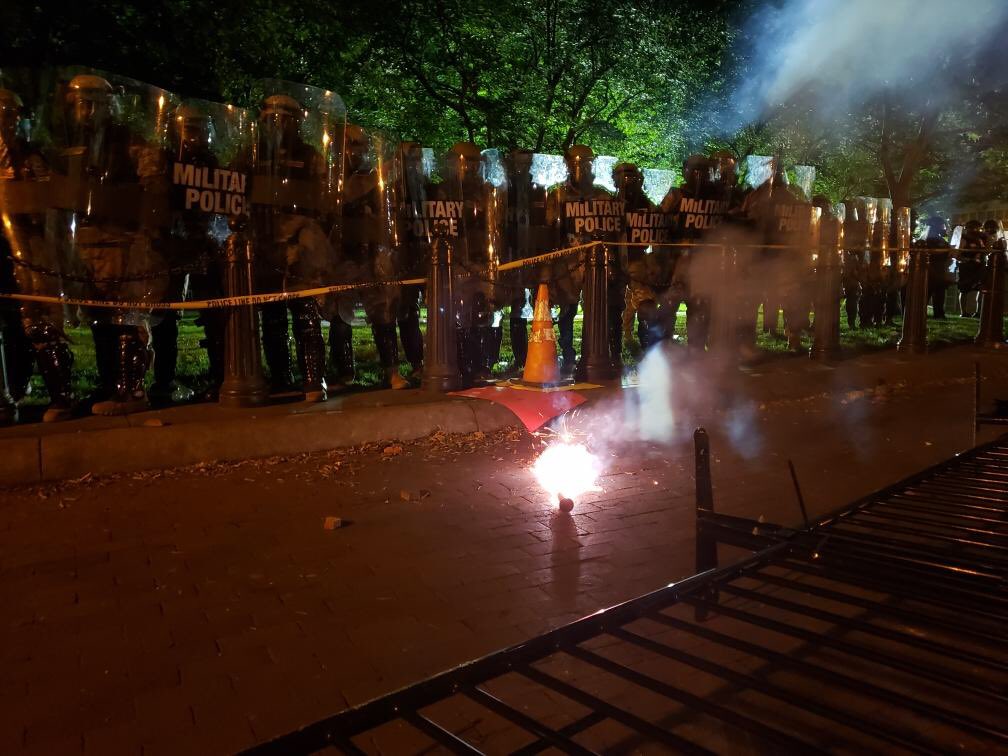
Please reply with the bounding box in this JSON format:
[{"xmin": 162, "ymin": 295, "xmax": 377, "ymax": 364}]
[
  {"xmin": 259, "ymin": 93, "xmax": 302, "ymax": 146},
  {"xmin": 612, "ymin": 162, "xmax": 643, "ymax": 197},
  {"xmin": 983, "ymin": 219, "xmax": 1001, "ymax": 239},
  {"xmin": 507, "ymin": 149, "xmax": 534, "ymax": 179},
  {"xmin": 711, "ymin": 150, "xmax": 736, "ymax": 186},
  {"xmin": 924, "ymin": 215, "xmax": 948, "ymax": 240},
  {"xmin": 565, "ymin": 145, "xmax": 595, "ymax": 190},
  {"xmin": 445, "ymin": 141, "xmax": 482, "ymax": 188},
  {"xmin": 173, "ymin": 104, "xmax": 214, "ymax": 158},
  {"xmin": 682, "ymin": 155, "xmax": 712, "ymax": 192},
  {"xmin": 66, "ymin": 74, "xmax": 113, "ymax": 146},
  {"xmin": 342, "ymin": 124, "xmax": 371, "ymax": 174}
]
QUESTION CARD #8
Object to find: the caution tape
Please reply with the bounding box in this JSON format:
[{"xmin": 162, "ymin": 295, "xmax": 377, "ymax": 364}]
[{"xmin": 0, "ymin": 276, "xmax": 426, "ymax": 311}]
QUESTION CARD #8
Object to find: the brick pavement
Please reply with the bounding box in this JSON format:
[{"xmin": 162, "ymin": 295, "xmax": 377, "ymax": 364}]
[{"xmin": 0, "ymin": 347, "xmax": 1005, "ymax": 754}]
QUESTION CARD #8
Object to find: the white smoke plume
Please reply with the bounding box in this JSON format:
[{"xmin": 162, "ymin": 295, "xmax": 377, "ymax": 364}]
[{"xmin": 723, "ymin": 0, "xmax": 1008, "ymax": 128}]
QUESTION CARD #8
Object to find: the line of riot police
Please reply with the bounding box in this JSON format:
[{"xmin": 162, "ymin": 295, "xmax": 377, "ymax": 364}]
[{"xmin": 3, "ymin": 68, "xmax": 987, "ymax": 426}]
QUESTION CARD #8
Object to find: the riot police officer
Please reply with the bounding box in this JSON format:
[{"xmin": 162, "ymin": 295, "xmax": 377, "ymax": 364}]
[
  {"xmin": 545, "ymin": 144, "xmax": 622, "ymax": 375},
  {"xmin": 55, "ymin": 73, "xmax": 168, "ymax": 416},
  {"xmin": 921, "ymin": 215, "xmax": 952, "ymax": 319},
  {"xmin": 396, "ymin": 141, "xmax": 427, "ymax": 379},
  {"xmin": 660, "ymin": 155, "xmax": 730, "ymax": 353},
  {"xmin": 501, "ymin": 148, "xmax": 544, "ymax": 373},
  {"xmin": 957, "ymin": 219, "xmax": 986, "ymax": 318},
  {"xmin": 439, "ymin": 141, "xmax": 503, "ymax": 383},
  {"xmin": 253, "ymin": 90, "xmax": 330, "ymax": 402},
  {"xmin": 0, "ymin": 86, "xmax": 72, "ymax": 421},
  {"xmin": 333, "ymin": 124, "xmax": 407, "ymax": 390},
  {"xmin": 617, "ymin": 162, "xmax": 674, "ymax": 350}
]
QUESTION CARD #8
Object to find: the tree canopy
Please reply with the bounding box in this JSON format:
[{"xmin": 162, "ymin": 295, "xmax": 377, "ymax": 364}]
[{"xmin": 3, "ymin": 0, "xmax": 1007, "ymax": 212}]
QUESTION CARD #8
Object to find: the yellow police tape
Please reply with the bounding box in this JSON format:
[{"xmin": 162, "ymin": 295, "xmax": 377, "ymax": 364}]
[{"xmin": 0, "ymin": 240, "xmax": 929, "ymax": 310}]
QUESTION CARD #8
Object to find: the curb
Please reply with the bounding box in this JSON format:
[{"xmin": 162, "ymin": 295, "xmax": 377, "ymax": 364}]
[{"xmin": 0, "ymin": 398, "xmax": 519, "ymax": 487}]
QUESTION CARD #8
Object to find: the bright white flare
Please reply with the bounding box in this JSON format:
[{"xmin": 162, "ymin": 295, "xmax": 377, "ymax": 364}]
[{"xmin": 533, "ymin": 442, "xmax": 601, "ymax": 500}]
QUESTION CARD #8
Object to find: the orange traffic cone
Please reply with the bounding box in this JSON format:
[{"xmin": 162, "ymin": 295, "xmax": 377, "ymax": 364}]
[{"xmin": 516, "ymin": 284, "xmax": 571, "ymax": 388}]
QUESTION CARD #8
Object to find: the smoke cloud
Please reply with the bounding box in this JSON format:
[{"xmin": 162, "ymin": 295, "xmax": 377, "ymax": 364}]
[{"xmin": 724, "ymin": 0, "xmax": 1008, "ymax": 128}]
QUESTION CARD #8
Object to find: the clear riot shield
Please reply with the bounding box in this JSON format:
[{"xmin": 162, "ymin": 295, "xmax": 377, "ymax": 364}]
[
  {"xmin": 336, "ymin": 126, "xmax": 403, "ymax": 327},
  {"xmin": 500, "ymin": 149, "xmax": 542, "ymax": 316},
  {"xmin": 248, "ymin": 79, "xmax": 345, "ymax": 296},
  {"xmin": 162, "ymin": 99, "xmax": 254, "ymax": 298},
  {"xmin": 43, "ymin": 68, "xmax": 179, "ymax": 322},
  {"xmin": 435, "ymin": 145, "xmax": 505, "ymax": 328},
  {"xmin": 0, "ymin": 69, "xmax": 61, "ymax": 329}
]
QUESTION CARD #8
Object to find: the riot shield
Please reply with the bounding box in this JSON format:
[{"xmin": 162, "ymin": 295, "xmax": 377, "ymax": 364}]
[
  {"xmin": 436, "ymin": 143, "xmax": 506, "ymax": 329},
  {"xmin": 500, "ymin": 149, "xmax": 543, "ymax": 317},
  {"xmin": 163, "ymin": 98, "xmax": 254, "ymax": 287},
  {"xmin": 248, "ymin": 79, "xmax": 345, "ymax": 295},
  {"xmin": 42, "ymin": 68, "xmax": 181, "ymax": 320},
  {"xmin": 337, "ymin": 126, "xmax": 404, "ymax": 327},
  {"xmin": 0, "ymin": 70, "xmax": 60, "ymax": 323}
]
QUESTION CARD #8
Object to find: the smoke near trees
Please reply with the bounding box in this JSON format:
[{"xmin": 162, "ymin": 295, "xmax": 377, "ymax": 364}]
[{"xmin": 2, "ymin": 0, "xmax": 1007, "ymax": 212}]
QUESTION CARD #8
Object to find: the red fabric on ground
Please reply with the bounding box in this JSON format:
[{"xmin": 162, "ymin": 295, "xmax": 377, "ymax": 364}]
[{"xmin": 450, "ymin": 386, "xmax": 586, "ymax": 431}]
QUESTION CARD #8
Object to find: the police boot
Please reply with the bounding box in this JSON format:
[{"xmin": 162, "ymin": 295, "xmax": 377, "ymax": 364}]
[
  {"xmin": 397, "ymin": 306, "xmax": 424, "ymax": 379},
  {"xmin": 457, "ymin": 327, "xmax": 475, "ymax": 385},
  {"xmin": 375, "ymin": 323, "xmax": 407, "ymax": 390},
  {"xmin": 260, "ymin": 305, "xmax": 294, "ymax": 393},
  {"xmin": 35, "ymin": 340, "xmax": 75, "ymax": 423},
  {"xmin": 198, "ymin": 311, "xmax": 226, "ymax": 401},
  {"xmin": 486, "ymin": 326, "xmax": 503, "ymax": 375},
  {"xmin": 327, "ymin": 318, "xmax": 355, "ymax": 389},
  {"xmin": 92, "ymin": 328, "xmax": 150, "ymax": 416},
  {"xmin": 292, "ymin": 302, "xmax": 327, "ymax": 403},
  {"xmin": 5, "ymin": 318, "xmax": 35, "ymax": 402},
  {"xmin": 470, "ymin": 326, "xmax": 493, "ymax": 382},
  {"xmin": 509, "ymin": 317, "xmax": 527, "ymax": 371},
  {"xmin": 91, "ymin": 322, "xmax": 121, "ymax": 401},
  {"xmin": 557, "ymin": 306, "xmax": 577, "ymax": 376},
  {"xmin": 149, "ymin": 314, "xmax": 194, "ymax": 405}
]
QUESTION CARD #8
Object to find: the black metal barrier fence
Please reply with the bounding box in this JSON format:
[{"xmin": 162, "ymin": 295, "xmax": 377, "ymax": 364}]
[
  {"xmin": 244, "ymin": 429, "xmax": 1008, "ymax": 755},
  {"xmin": 2, "ymin": 224, "xmax": 1006, "ymax": 417}
]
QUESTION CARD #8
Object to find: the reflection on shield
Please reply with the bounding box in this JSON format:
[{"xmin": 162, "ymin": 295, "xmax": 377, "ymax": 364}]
[
  {"xmin": 39, "ymin": 67, "xmax": 183, "ymax": 323},
  {"xmin": 248, "ymin": 78, "xmax": 346, "ymax": 296}
]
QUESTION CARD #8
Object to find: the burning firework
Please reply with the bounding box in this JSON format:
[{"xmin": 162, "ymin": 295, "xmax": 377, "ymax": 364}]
[{"xmin": 532, "ymin": 441, "xmax": 601, "ymax": 512}]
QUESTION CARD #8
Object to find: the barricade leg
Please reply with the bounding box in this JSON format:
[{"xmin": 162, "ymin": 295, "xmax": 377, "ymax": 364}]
[
  {"xmin": 694, "ymin": 427, "xmax": 718, "ymax": 620},
  {"xmin": 976, "ymin": 249, "xmax": 1007, "ymax": 349},
  {"xmin": 219, "ymin": 225, "xmax": 269, "ymax": 408},
  {"xmin": 422, "ymin": 236, "xmax": 459, "ymax": 392},
  {"xmin": 811, "ymin": 256, "xmax": 842, "ymax": 361},
  {"xmin": 708, "ymin": 245, "xmax": 736, "ymax": 356},
  {"xmin": 897, "ymin": 249, "xmax": 929, "ymax": 354},
  {"xmin": 577, "ymin": 244, "xmax": 617, "ymax": 382}
]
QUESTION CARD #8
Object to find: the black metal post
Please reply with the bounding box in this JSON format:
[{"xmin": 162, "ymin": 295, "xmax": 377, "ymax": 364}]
[
  {"xmin": 0, "ymin": 330, "xmax": 17, "ymax": 425},
  {"xmin": 708, "ymin": 244, "xmax": 736, "ymax": 356},
  {"xmin": 576, "ymin": 243, "xmax": 616, "ymax": 382},
  {"xmin": 976, "ymin": 247, "xmax": 1006, "ymax": 349},
  {"xmin": 811, "ymin": 211, "xmax": 842, "ymax": 360},
  {"xmin": 694, "ymin": 426, "xmax": 718, "ymax": 620},
  {"xmin": 422, "ymin": 234, "xmax": 459, "ymax": 392},
  {"xmin": 219, "ymin": 218, "xmax": 269, "ymax": 408},
  {"xmin": 897, "ymin": 211, "xmax": 928, "ymax": 354}
]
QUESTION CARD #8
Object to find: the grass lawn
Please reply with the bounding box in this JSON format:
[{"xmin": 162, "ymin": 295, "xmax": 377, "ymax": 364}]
[{"xmin": 17, "ymin": 301, "xmax": 991, "ymax": 406}]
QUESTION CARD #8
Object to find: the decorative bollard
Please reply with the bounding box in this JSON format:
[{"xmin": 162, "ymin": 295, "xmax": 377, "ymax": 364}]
[
  {"xmin": 811, "ymin": 208, "xmax": 842, "ymax": 360},
  {"xmin": 0, "ymin": 330, "xmax": 17, "ymax": 425},
  {"xmin": 219, "ymin": 217, "xmax": 269, "ymax": 408},
  {"xmin": 422, "ymin": 234, "xmax": 459, "ymax": 392},
  {"xmin": 897, "ymin": 208, "xmax": 928, "ymax": 354},
  {"xmin": 976, "ymin": 245, "xmax": 1007, "ymax": 349},
  {"xmin": 707, "ymin": 244, "xmax": 736, "ymax": 356},
  {"xmin": 694, "ymin": 427, "xmax": 718, "ymax": 621},
  {"xmin": 576, "ymin": 243, "xmax": 617, "ymax": 382}
]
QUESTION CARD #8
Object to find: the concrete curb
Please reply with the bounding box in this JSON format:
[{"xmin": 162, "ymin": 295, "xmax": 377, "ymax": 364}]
[{"xmin": 0, "ymin": 397, "xmax": 519, "ymax": 487}]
